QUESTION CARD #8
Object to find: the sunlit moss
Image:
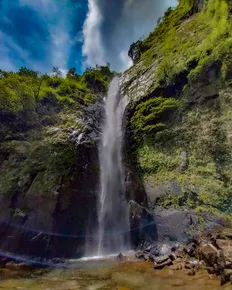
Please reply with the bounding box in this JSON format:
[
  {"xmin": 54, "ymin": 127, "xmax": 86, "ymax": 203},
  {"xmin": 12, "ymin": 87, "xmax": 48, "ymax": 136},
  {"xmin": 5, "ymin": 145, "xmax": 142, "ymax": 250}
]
[
  {"xmin": 131, "ymin": 97, "xmax": 180, "ymax": 140},
  {"xmin": 135, "ymin": 0, "xmax": 232, "ymax": 88},
  {"xmin": 133, "ymin": 96, "xmax": 232, "ymax": 214},
  {"xmin": 84, "ymin": 93, "xmax": 97, "ymax": 104}
]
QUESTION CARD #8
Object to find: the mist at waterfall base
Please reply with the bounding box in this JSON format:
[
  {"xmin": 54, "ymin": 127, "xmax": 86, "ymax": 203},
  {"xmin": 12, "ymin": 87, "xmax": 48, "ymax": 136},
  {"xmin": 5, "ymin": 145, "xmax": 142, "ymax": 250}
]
[{"xmin": 85, "ymin": 77, "xmax": 130, "ymax": 258}]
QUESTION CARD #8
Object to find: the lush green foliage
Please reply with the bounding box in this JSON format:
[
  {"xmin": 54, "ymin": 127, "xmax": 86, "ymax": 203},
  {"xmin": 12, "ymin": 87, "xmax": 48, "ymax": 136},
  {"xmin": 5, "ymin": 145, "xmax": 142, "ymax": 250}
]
[
  {"xmin": 0, "ymin": 138, "xmax": 77, "ymax": 196},
  {"xmin": 136, "ymin": 0, "xmax": 232, "ymax": 87},
  {"xmin": 83, "ymin": 65, "xmax": 113, "ymax": 92},
  {"xmin": 134, "ymin": 93, "xmax": 232, "ymax": 214},
  {"xmin": 84, "ymin": 93, "xmax": 97, "ymax": 104},
  {"xmin": 126, "ymin": 0, "xmax": 232, "ymax": 219},
  {"xmin": 0, "ymin": 64, "xmax": 113, "ymax": 197},
  {"xmin": 0, "ymin": 65, "xmax": 113, "ymax": 117},
  {"xmin": 131, "ymin": 97, "xmax": 180, "ymax": 139},
  {"xmin": 0, "ymin": 73, "xmax": 36, "ymax": 113}
]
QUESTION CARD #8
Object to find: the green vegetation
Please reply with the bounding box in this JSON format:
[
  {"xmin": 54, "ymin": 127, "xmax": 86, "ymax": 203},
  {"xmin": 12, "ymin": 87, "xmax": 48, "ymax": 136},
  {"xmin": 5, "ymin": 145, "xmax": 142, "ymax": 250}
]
[
  {"xmin": 125, "ymin": 0, "xmax": 232, "ymax": 219},
  {"xmin": 132, "ymin": 92, "xmax": 232, "ymax": 215},
  {"xmin": 131, "ymin": 97, "xmax": 180, "ymax": 140},
  {"xmin": 84, "ymin": 93, "xmax": 97, "ymax": 104},
  {"xmin": 0, "ymin": 65, "xmax": 113, "ymax": 115},
  {"xmin": 131, "ymin": 0, "xmax": 232, "ymax": 88},
  {"xmin": 83, "ymin": 65, "xmax": 113, "ymax": 92},
  {"xmin": 0, "ymin": 64, "xmax": 113, "ymax": 197},
  {"xmin": 0, "ymin": 65, "xmax": 113, "ymax": 140}
]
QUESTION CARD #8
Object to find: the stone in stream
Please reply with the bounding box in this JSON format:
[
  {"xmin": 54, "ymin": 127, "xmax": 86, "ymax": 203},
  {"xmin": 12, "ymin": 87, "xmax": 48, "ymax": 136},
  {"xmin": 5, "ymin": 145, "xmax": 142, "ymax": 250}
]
[
  {"xmin": 135, "ymin": 227, "xmax": 232, "ymax": 286},
  {"xmin": 153, "ymin": 255, "xmax": 170, "ymax": 264},
  {"xmin": 184, "ymin": 243, "xmax": 197, "ymax": 257},
  {"xmin": 187, "ymin": 268, "xmax": 196, "ymax": 276},
  {"xmin": 51, "ymin": 258, "xmax": 66, "ymax": 264},
  {"xmin": 117, "ymin": 253, "xmax": 126, "ymax": 261},
  {"xmin": 225, "ymin": 260, "xmax": 232, "ymax": 269},
  {"xmin": 197, "ymin": 243, "xmax": 220, "ymax": 267},
  {"xmin": 169, "ymin": 253, "xmax": 177, "ymax": 261},
  {"xmin": 221, "ymin": 269, "xmax": 232, "ymax": 285},
  {"xmin": 153, "ymin": 258, "xmax": 173, "ymax": 269},
  {"xmin": 207, "ymin": 267, "xmax": 215, "ymax": 274},
  {"xmin": 184, "ymin": 261, "xmax": 194, "ymax": 270},
  {"xmin": 170, "ymin": 260, "xmax": 184, "ymax": 271},
  {"xmin": 148, "ymin": 254, "xmax": 155, "ymax": 262},
  {"xmin": 216, "ymin": 239, "xmax": 232, "ymax": 261},
  {"xmin": 135, "ymin": 252, "xmax": 147, "ymax": 261}
]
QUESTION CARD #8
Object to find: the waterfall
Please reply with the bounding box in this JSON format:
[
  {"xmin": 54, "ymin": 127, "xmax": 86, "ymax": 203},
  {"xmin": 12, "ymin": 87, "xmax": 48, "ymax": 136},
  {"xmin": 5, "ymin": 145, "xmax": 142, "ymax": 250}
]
[{"xmin": 97, "ymin": 76, "xmax": 130, "ymax": 256}]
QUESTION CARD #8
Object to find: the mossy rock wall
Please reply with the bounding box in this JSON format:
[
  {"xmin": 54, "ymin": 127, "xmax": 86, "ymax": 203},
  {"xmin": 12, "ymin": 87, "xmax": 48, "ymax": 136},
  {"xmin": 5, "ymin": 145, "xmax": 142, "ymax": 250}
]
[
  {"xmin": 0, "ymin": 122, "xmax": 101, "ymax": 258},
  {"xmin": 122, "ymin": 0, "xmax": 232, "ymax": 222}
]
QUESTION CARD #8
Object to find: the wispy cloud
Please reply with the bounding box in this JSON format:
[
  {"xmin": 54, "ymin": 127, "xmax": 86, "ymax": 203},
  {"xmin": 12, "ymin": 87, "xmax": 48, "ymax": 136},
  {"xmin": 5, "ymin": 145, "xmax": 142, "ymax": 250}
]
[
  {"xmin": 82, "ymin": 0, "xmax": 178, "ymax": 72},
  {"xmin": 82, "ymin": 0, "xmax": 105, "ymax": 69},
  {"xmin": 0, "ymin": 30, "xmax": 17, "ymax": 71},
  {"xmin": 0, "ymin": 0, "xmax": 177, "ymax": 73},
  {"xmin": 0, "ymin": 0, "xmax": 87, "ymax": 73}
]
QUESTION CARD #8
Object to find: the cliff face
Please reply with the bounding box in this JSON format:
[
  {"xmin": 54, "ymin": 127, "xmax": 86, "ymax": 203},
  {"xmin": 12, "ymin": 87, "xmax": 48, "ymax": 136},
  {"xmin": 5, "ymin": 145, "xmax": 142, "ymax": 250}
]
[
  {"xmin": 122, "ymin": 0, "xmax": 232, "ymax": 223},
  {"xmin": 1, "ymin": 0, "xmax": 232, "ymax": 259},
  {"xmin": 0, "ymin": 67, "xmax": 112, "ymax": 258}
]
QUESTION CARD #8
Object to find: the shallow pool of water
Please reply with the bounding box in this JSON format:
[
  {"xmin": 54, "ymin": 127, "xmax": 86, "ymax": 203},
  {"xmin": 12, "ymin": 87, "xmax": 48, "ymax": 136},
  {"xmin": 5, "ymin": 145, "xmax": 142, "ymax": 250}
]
[{"xmin": 0, "ymin": 259, "xmax": 230, "ymax": 290}]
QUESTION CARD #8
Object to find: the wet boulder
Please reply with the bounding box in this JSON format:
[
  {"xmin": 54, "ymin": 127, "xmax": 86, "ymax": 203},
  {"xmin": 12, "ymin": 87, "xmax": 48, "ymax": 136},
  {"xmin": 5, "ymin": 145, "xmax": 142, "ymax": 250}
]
[
  {"xmin": 154, "ymin": 258, "xmax": 173, "ymax": 269},
  {"xmin": 197, "ymin": 243, "xmax": 220, "ymax": 267}
]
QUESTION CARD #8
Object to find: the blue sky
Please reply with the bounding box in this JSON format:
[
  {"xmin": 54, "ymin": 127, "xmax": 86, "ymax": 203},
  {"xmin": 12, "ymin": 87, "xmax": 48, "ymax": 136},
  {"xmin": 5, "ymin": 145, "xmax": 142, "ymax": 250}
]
[{"xmin": 0, "ymin": 0, "xmax": 177, "ymax": 74}]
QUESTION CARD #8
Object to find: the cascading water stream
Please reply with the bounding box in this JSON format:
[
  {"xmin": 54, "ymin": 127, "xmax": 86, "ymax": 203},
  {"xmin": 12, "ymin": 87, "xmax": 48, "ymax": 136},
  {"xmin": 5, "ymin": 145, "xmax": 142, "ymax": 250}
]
[{"xmin": 97, "ymin": 77, "xmax": 130, "ymax": 256}]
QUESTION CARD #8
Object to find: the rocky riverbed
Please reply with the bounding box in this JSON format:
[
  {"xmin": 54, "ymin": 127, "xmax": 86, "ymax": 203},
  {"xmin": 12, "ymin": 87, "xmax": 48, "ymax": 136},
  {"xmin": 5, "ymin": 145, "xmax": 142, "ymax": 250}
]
[
  {"xmin": 0, "ymin": 228, "xmax": 231, "ymax": 289},
  {"xmin": 0, "ymin": 257, "xmax": 227, "ymax": 290},
  {"xmin": 135, "ymin": 227, "xmax": 232, "ymax": 286}
]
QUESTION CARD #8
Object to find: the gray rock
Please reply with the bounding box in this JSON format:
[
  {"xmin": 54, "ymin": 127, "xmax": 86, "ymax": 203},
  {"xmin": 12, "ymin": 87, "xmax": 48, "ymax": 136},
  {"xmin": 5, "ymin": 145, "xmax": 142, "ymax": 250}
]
[
  {"xmin": 135, "ymin": 252, "xmax": 147, "ymax": 261},
  {"xmin": 154, "ymin": 258, "xmax": 173, "ymax": 269},
  {"xmin": 154, "ymin": 207, "xmax": 199, "ymax": 243},
  {"xmin": 18, "ymin": 174, "xmax": 31, "ymax": 188},
  {"xmin": 144, "ymin": 178, "xmax": 182, "ymax": 209},
  {"xmin": 69, "ymin": 130, "xmax": 80, "ymax": 138},
  {"xmin": 88, "ymin": 131, "xmax": 97, "ymax": 139},
  {"xmin": 197, "ymin": 243, "xmax": 220, "ymax": 267},
  {"xmin": 169, "ymin": 253, "xmax": 177, "ymax": 261},
  {"xmin": 148, "ymin": 254, "xmax": 155, "ymax": 262},
  {"xmin": 184, "ymin": 243, "xmax": 196, "ymax": 257},
  {"xmin": 75, "ymin": 118, "xmax": 85, "ymax": 126},
  {"xmin": 77, "ymin": 133, "xmax": 84, "ymax": 143},
  {"xmin": 154, "ymin": 255, "xmax": 170, "ymax": 264},
  {"xmin": 221, "ymin": 269, "xmax": 232, "ymax": 285},
  {"xmin": 117, "ymin": 253, "xmax": 126, "ymax": 261}
]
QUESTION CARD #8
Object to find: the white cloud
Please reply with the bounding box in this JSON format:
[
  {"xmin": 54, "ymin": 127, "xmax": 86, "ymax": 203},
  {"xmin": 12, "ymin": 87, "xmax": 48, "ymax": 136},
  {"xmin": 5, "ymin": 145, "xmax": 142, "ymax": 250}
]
[
  {"xmin": 19, "ymin": 0, "xmax": 57, "ymax": 13},
  {"xmin": 50, "ymin": 28, "xmax": 72, "ymax": 69},
  {"xmin": 0, "ymin": 32, "xmax": 16, "ymax": 71},
  {"xmin": 0, "ymin": 30, "xmax": 32, "ymax": 71},
  {"xmin": 82, "ymin": 0, "xmax": 105, "ymax": 68},
  {"xmin": 0, "ymin": 28, "xmax": 51, "ymax": 72},
  {"xmin": 82, "ymin": 0, "xmax": 178, "ymax": 72},
  {"xmin": 11, "ymin": 0, "xmax": 72, "ymax": 71},
  {"xmin": 119, "ymin": 50, "xmax": 133, "ymax": 71}
]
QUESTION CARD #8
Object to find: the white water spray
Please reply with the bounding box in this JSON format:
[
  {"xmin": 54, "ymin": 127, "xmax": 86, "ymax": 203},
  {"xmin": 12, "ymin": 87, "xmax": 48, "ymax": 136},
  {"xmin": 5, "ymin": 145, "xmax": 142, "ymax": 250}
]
[{"xmin": 97, "ymin": 77, "xmax": 130, "ymax": 256}]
